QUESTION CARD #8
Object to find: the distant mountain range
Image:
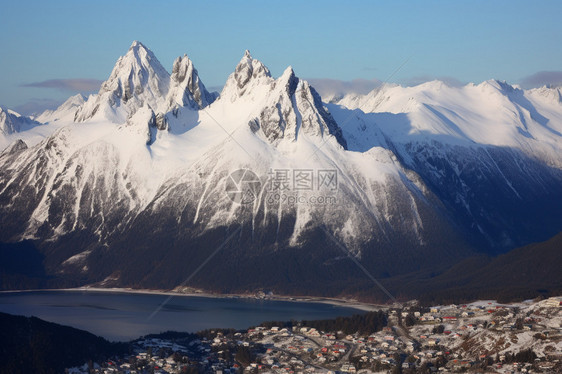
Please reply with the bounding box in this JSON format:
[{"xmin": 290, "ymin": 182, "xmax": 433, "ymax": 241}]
[{"xmin": 1, "ymin": 41, "xmax": 561, "ymax": 302}]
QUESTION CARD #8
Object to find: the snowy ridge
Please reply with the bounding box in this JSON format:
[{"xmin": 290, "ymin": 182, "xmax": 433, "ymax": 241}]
[
  {"xmin": 0, "ymin": 107, "xmax": 43, "ymax": 136},
  {"xmin": 74, "ymin": 41, "xmax": 170, "ymax": 123},
  {"xmin": 331, "ymin": 80, "xmax": 562, "ymax": 249},
  {"xmin": 73, "ymin": 41, "xmax": 215, "ymax": 127},
  {"xmin": 334, "ymin": 80, "xmax": 562, "ymax": 161},
  {"xmin": 219, "ymin": 51, "xmax": 346, "ymax": 147},
  {"xmin": 166, "ymin": 54, "xmax": 216, "ymax": 112},
  {"xmin": 0, "ymin": 44, "xmax": 429, "ymax": 256},
  {"xmin": 1, "ymin": 42, "xmax": 562, "ymax": 292},
  {"xmin": 221, "ymin": 50, "xmax": 272, "ymax": 100},
  {"xmin": 0, "ymin": 107, "xmax": 49, "ymax": 152},
  {"xmin": 35, "ymin": 94, "xmax": 85, "ymax": 124}
]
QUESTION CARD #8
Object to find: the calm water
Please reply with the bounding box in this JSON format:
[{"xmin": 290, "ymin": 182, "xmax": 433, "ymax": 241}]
[{"xmin": 0, "ymin": 291, "xmax": 362, "ymax": 341}]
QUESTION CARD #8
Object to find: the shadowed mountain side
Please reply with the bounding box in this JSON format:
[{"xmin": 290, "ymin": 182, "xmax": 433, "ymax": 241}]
[
  {"xmin": 400, "ymin": 231, "xmax": 562, "ymax": 304},
  {"xmin": 329, "ymin": 105, "xmax": 562, "ymax": 253},
  {"xmin": 0, "ymin": 312, "xmax": 127, "ymax": 374}
]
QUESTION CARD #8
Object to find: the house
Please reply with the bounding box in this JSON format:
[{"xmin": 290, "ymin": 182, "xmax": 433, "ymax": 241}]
[{"xmin": 308, "ymin": 329, "xmax": 321, "ymax": 337}]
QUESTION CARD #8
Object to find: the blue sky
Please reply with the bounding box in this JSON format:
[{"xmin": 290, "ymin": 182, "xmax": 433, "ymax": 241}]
[{"xmin": 1, "ymin": 0, "xmax": 561, "ymax": 114}]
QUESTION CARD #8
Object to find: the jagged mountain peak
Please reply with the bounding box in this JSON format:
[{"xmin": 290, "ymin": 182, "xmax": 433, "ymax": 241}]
[
  {"xmin": 0, "ymin": 138, "xmax": 27, "ymax": 157},
  {"xmin": 63, "ymin": 93, "xmax": 86, "ymax": 106},
  {"xmin": 0, "ymin": 107, "xmax": 16, "ymax": 135},
  {"xmin": 0, "ymin": 107, "xmax": 42, "ymax": 136},
  {"xmin": 278, "ymin": 66, "xmax": 298, "ymax": 95},
  {"xmin": 113, "ymin": 41, "xmax": 166, "ymax": 81},
  {"xmin": 36, "ymin": 94, "xmax": 86, "ymax": 124},
  {"xmin": 479, "ymin": 79, "xmax": 517, "ymax": 94},
  {"xmin": 221, "ymin": 50, "xmax": 272, "ymax": 100},
  {"xmin": 528, "ymin": 85, "xmax": 562, "ymax": 104},
  {"xmin": 75, "ymin": 41, "xmax": 170, "ymax": 123},
  {"xmin": 244, "ymin": 64, "xmax": 346, "ymax": 148},
  {"xmin": 129, "ymin": 40, "xmax": 146, "ymax": 50},
  {"xmin": 0, "ymin": 106, "xmax": 19, "ymax": 117},
  {"xmin": 167, "ymin": 53, "xmax": 215, "ymax": 111}
]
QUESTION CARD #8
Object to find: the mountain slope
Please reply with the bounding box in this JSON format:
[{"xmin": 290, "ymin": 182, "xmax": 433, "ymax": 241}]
[
  {"xmin": 0, "ymin": 107, "xmax": 43, "ymax": 136},
  {"xmin": 330, "ymin": 81, "xmax": 562, "ymax": 251},
  {"xmin": 0, "ymin": 44, "xmax": 477, "ymax": 299},
  {"xmin": 35, "ymin": 94, "xmax": 85, "ymax": 124},
  {"xmin": 0, "ymin": 312, "xmax": 126, "ymax": 374},
  {"xmin": 0, "ymin": 107, "xmax": 46, "ymax": 151},
  {"xmin": 0, "ymin": 43, "xmax": 561, "ymax": 301},
  {"xmin": 410, "ymin": 231, "xmax": 562, "ymax": 304},
  {"xmin": 74, "ymin": 41, "xmax": 170, "ymax": 123},
  {"xmin": 166, "ymin": 54, "xmax": 216, "ymax": 111}
]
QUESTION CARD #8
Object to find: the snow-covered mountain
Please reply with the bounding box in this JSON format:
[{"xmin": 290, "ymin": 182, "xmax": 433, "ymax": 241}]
[
  {"xmin": 0, "ymin": 107, "xmax": 43, "ymax": 136},
  {"xmin": 73, "ymin": 41, "xmax": 215, "ymax": 125},
  {"xmin": 334, "ymin": 80, "xmax": 562, "ymax": 159},
  {"xmin": 167, "ymin": 54, "xmax": 217, "ymax": 112},
  {"xmin": 1, "ymin": 42, "xmax": 561, "ymax": 298},
  {"xmin": 329, "ymin": 81, "xmax": 562, "ymax": 249},
  {"xmin": 35, "ymin": 94, "xmax": 85, "ymax": 124},
  {"xmin": 0, "ymin": 107, "xmax": 48, "ymax": 151}
]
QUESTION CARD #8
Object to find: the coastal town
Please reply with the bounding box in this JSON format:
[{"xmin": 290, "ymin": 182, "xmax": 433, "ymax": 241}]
[{"xmin": 68, "ymin": 297, "xmax": 562, "ymax": 374}]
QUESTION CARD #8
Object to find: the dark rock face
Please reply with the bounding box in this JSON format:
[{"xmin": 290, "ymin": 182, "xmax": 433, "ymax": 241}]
[
  {"xmin": 1, "ymin": 139, "xmax": 27, "ymax": 156},
  {"xmin": 230, "ymin": 50, "xmax": 271, "ymax": 95},
  {"xmin": 155, "ymin": 112, "xmax": 168, "ymax": 131},
  {"xmin": 250, "ymin": 67, "xmax": 346, "ymax": 149}
]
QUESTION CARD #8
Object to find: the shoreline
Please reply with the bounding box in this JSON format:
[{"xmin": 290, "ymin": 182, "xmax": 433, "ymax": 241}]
[{"xmin": 0, "ymin": 287, "xmax": 386, "ymax": 312}]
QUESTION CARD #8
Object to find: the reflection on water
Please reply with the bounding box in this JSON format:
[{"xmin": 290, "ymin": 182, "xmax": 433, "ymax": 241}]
[{"xmin": 0, "ymin": 291, "xmax": 361, "ymax": 341}]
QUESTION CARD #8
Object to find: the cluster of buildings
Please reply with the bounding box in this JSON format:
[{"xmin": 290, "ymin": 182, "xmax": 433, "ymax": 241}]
[{"xmin": 68, "ymin": 297, "xmax": 561, "ymax": 373}]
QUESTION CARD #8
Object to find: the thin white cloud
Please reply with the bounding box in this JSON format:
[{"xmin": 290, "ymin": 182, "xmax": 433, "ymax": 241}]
[
  {"xmin": 22, "ymin": 78, "xmax": 103, "ymax": 92},
  {"xmin": 520, "ymin": 71, "xmax": 562, "ymax": 89}
]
